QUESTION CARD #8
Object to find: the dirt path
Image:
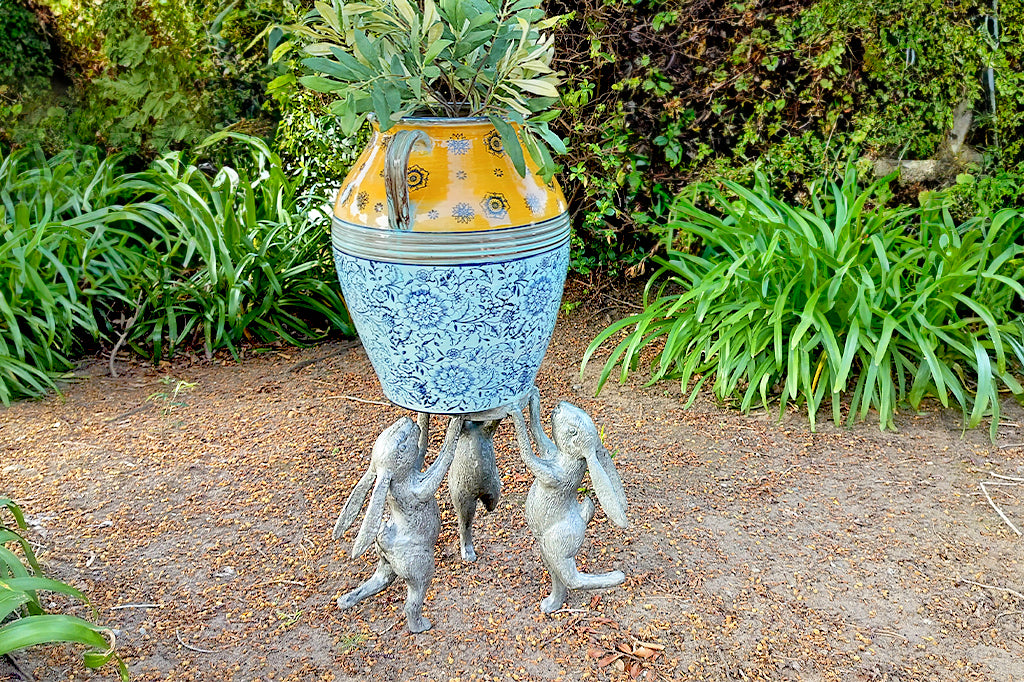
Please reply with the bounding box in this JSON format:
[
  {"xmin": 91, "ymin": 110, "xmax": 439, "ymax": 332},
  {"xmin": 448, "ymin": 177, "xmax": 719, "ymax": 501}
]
[{"xmin": 2, "ymin": 296, "xmax": 1022, "ymax": 682}]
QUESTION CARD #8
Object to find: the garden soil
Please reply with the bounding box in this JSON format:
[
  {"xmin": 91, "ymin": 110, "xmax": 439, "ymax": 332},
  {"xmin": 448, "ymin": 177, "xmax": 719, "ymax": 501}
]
[{"xmin": 1, "ymin": 285, "xmax": 1022, "ymax": 682}]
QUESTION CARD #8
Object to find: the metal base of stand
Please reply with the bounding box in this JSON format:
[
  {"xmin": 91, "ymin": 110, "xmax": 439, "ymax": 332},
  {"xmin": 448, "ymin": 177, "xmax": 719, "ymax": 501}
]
[{"xmin": 333, "ymin": 387, "xmax": 628, "ymax": 632}]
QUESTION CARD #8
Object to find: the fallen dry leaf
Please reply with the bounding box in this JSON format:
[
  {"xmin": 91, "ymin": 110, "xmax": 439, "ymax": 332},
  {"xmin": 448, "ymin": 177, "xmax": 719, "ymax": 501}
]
[{"xmin": 592, "ymin": 617, "xmax": 619, "ymax": 628}]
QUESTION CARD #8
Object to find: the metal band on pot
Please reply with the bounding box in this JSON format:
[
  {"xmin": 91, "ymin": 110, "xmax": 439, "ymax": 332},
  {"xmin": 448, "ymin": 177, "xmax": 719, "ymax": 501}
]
[{"xmin": 331, "ymin": 212, "xmax": 570, "ymax": 265}]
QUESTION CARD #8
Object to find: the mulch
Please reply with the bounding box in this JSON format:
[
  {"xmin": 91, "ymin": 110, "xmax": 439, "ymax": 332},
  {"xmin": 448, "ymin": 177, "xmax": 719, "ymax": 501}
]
[{"xmin": 2, "ymin": 292, "xmax": 1022, "ymax": 681}]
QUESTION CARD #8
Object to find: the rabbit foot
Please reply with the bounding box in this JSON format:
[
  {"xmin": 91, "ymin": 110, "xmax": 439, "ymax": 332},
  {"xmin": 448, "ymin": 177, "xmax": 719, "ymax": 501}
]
[
  {"xmin": 337, "ymin": 561, "xmax": 396, "ymax": 610},
  {"xmin": 540, "ymin": 593, "xmax": 566, "ymax": 613},
  {"xmin": 406, "ymin": 615, "xmax": 432, "ymax": 633},
  {"xmin": 460, "ymin": 542, "xmax": 477, "ymax": 562}
]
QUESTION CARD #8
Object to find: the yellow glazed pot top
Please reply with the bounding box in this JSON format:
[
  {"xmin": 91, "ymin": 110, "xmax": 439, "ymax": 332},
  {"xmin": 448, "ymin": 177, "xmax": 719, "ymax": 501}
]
[{"xmin": 332, "ymin": 118, "xmax": 567, "ymax": 232}]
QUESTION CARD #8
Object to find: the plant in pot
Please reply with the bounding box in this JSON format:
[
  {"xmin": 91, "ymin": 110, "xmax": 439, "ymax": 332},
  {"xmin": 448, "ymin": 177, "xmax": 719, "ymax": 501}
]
[
  {"xmin": 277, "ymin": 0, "xmax": 566, "ymax": 180},
  {"xmin": 278, "ymin": 0, "xmax": 572, "ymax": 415}
]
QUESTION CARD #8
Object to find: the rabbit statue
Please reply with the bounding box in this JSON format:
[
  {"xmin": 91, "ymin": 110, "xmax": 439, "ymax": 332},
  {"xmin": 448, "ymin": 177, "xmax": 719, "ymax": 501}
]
[
  {"xmin": 511, "ymin": 391, "xmax": 628, "ymax": 613},
  {"xmin": 332, "ymin": 412, "xmax": 463, "ymax": 633},
  {"xmin": 447, "ymin": 418, "xmax": 503, "ymax": 562}
]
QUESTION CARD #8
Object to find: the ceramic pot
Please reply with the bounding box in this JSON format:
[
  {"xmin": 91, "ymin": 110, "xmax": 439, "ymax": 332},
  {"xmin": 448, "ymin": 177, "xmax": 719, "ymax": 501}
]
[{"xmin": 331, "ymin": 117, "xmax": 570, "ymax": 414}]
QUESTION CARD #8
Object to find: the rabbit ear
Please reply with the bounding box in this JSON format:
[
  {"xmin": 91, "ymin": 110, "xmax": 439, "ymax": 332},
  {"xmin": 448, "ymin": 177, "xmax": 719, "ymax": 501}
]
[
  {"xmin": 586, "ymin": 445, "xmax": 628, "ymax": 528},
  {"xmin": 350, "ymin": 470, "xmax": 392, "ymax": 558},
  {"xmin": 332, "ymin": 466, "xmax": 377, "ymax": 540}
]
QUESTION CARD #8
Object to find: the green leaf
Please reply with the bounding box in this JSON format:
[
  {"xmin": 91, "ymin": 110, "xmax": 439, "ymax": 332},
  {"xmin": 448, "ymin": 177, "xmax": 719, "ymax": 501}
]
[
  {"xmin": 422, "ymin": 38, "xmax": 453, "ymax": 63},
  {"xmin": 371, "ymin": 83, "xmax": 393, "ymax": 130},
  {"xmin": 531, "ymin": 121, "xmax": 567, "ymax": 155},
  {"xmin": 353, "ymin": 29, "xmax": 380, "ymax": 67},
  {"xmin": 2, "ymin": 577, "xmax": 89, "ymax": 603},
  {"xmin": 382, "ymin": 80, "xmax": 403, "ymax": 114},
  {"xmin": 969, "ymin": 339, "xmax": 993, "ymax": 428},
  {"xmin": 314, "ymin": 0, "xmax": 342, "ymax": 32},
  {"xmin": 0, "ymin": 589, "xmax": 31, "ymax": 623},
  {"xmin": 487, "ymin": 115, "xmax": 525, "ymax": 176},
  {"xmin": 508, "ymin": 77, "xmax": 559, "ymax": 97},
  {"xmin": 302, "ymin": 57, "xmax": 360, "ymax": 81},
  {"xmin": 298, "ymin": 75, "xmax": 347, "ymax": 93},
  {"xmin": 0, "ymin": 614, "xmax": 110, "ymax": 656},
  {"xmin": 329, "ymin": 47, "xmax": 376, "ymax": 78},
  {"xmin": 873, "ymin": 314, "xmax": 897, "ymax": 366}
]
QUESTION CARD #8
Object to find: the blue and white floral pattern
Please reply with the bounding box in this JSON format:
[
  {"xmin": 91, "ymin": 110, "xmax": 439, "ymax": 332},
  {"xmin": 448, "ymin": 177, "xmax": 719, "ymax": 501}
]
[
  {"xmin": 446, "ymin": 133, "xmax": 471, "ymax": 155},
  {"xmin": 333, "ymin": 245, "xmax": 570, "ymax": 413},
  {"xmin": 452, "ymin": 202, "xmax": 475, "ymax": 224}
]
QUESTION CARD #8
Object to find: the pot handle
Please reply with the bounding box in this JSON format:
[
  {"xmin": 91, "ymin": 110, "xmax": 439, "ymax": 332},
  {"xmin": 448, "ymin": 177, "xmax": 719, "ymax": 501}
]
[{"xmin": 384, "ymin": 129, "xmax": 431, "ymax": 232}]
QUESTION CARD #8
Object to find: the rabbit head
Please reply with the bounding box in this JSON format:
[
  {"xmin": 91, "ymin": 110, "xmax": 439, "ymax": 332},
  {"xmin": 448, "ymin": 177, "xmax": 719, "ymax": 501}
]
[
  {"xmin": 550, "ymin": 402, "xmax": 629, "ymax": 529},
  {"xmin": 332, "ymin": 416, "xmax": 422, "ymax": 556},
  {"xmin": 551, "ymin": 402, "xmax": 600, "ymax": 458},
  {"xmin": 372, "ymin": 416, "xmax": 421, "ymax": 476}
]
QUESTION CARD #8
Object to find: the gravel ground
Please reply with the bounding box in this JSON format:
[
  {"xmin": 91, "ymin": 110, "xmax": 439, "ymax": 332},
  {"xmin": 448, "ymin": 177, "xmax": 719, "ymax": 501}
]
[{"xmin": 1, "ymin": 290, "xmax": 1022, "ymax": 682}]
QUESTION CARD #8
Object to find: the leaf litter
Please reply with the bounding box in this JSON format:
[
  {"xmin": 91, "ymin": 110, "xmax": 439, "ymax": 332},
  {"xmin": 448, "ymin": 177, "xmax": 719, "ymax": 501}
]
[{"xmin": 0, "ymin": 283, "xmax": 1022, "ymax": 681}]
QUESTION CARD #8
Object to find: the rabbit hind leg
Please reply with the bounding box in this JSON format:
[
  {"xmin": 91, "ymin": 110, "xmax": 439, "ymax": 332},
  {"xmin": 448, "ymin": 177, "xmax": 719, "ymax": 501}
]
[
  {"xmin": 458, "ymin": 456, "xmax": 502, "ymax": 562},
  {"xmin": 539, "ymin": 555, "xmax": 569, "ymax": 613},
  {"xmin": 452, "ymin": 490, "xmax": 479, "ymax": 562},
  {"xmin": 404, "ymin": 570, "xmax": 434, "ymax": 633},
  {"xmin": 337, "ymin": 559, "xmax": 397, "ymax": 610}
]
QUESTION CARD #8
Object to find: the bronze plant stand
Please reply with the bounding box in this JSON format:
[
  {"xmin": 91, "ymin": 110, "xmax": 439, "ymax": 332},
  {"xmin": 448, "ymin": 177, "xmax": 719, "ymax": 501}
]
[{"xmin": 333, "ymin": 388, "xmax": 629, "ymax": 632}]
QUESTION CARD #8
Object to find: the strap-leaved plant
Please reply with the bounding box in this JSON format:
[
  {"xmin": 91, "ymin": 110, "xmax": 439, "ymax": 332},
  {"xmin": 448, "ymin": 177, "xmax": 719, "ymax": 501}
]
[
  {"xmin": 273, "ymin": 0, "xmax": 566, "ymax": 182},
  {"xmin": 0, "ymin": 499, "xmax": 128, "ymax": 680}
]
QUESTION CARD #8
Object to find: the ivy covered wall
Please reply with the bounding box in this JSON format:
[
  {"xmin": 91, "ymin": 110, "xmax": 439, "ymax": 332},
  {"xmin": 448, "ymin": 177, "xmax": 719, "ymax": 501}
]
[
  {"xmin": 3, "ymin": 0, "xmax": 1022, "ymax": 273},
  {"xmin": 550, "ymin": 0, "xmax": 1024, "ymax": 271}
]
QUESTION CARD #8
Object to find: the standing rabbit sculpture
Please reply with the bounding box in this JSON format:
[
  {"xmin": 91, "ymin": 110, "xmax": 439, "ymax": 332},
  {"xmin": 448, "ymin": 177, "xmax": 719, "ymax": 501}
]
[
  {"xmin": 332, "ymin": 413, "xmax": 463, "ymax": 633},
  {"xmin": 447, "ymin": 418, "xmax": 503, "ymax": 562},
  {"xmin": 511, "ymin": 391, "xmax": 629, "ymax": 613}
]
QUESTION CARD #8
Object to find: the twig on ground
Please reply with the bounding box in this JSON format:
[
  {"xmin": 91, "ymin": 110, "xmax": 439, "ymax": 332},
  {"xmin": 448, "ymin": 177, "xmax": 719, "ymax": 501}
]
[
  {"xmin": 600, "ymin": 293, "xmax": 644, "ymax": 311},
  {"xmin": 589, "ymin": 306, "xmax": 620, "ymax": 319},
  {"xmin": 869, "ymin": 628, "xmax": 909, "ymax": 642},
  {"xmin": 111, "ymin": 603, "xmax": 161, "ymax": 610},
  {"xmin": 960, "ymin": 578, "xmax": 1024, "ymax": 601},
  {"xmin": 288, "ymin": 342, "xmax": 359, "ymax": 373},
  {"xmin": 109, "ymin": 294, "xmax": 144, "ymax": 378},
  {"xmin": 253, "ymin": 578, "xmax": 305, "ymax": 589},
  {"xmin": 979, "ymin": 482, "xmax": 1022, "ymax": 536},
  {"xmin": 648, "ymin": 593, "xmax": 693, "ymax": 603},
  {"xmin": 995, "ymin": 610, "xmax": 1023, "ymax": 624},
  {"xmin": 2, "ymin": 653, "xmax": 31, "ymax": 681},
  {"xmin": 537, "ymin": 624, "xmax": 573, "ymax": 648},
  {"xmin": 26, "ymin": 539, "xmax": 48, "ymax": 554},
  {"xmin": 102, "ymin": 404, "xmax": 151, "ymax": 423},
  {"xmin": 175, "ymin": 629, "xmax": 218, "ymax": 654},
  {"xmin": 992, "ymin": 473, "xmax": 1024, "ymax": 482},
  {"xmin": 372, "ymin": 618, "xmax": 403, "ymax": 635},
  {"xmin": 58, "ymin": 441, "xmax": 105, "ymax": 450},
  {"xmin": 323, "ymin": 395, "xmax": 390, "ymax": 406}
]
